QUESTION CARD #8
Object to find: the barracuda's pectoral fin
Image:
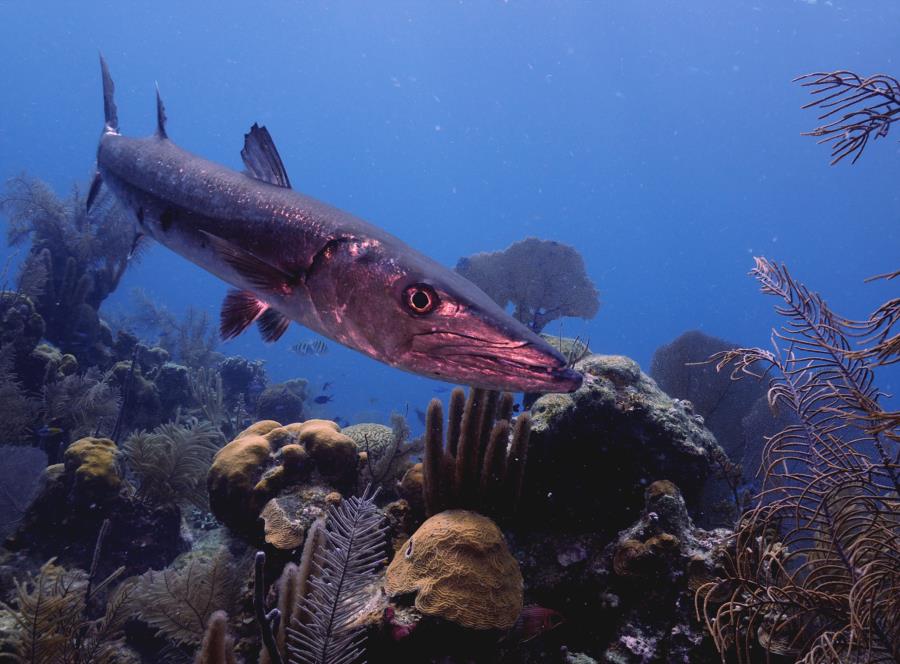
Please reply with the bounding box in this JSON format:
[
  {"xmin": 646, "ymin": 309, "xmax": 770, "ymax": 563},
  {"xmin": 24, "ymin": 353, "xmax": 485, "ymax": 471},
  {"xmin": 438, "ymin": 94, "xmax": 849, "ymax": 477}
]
[
  {"xmin": 220, "ymin": 289, "xmax": 267, "ymax": 340},
  {"xmin": 200, "ymin": 229, "xmax": 299, "ymax": 293},
  {"xmin": 241, "ymin": 123, "xmax": 292, "ymax": 188},
  {"xmin": 220, "ymin": 289, "xmax": 291, "ymax": 343},
  {"xmin": 257, "ymin": 309, "xmax": 290, "ymax": 342}
]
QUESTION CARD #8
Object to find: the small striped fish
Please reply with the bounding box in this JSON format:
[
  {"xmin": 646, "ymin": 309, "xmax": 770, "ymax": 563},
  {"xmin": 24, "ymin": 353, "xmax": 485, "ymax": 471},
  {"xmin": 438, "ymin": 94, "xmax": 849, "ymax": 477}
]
[{"xmin": 292, "ymin": 339, "xmax": 328, "ymax": 356}]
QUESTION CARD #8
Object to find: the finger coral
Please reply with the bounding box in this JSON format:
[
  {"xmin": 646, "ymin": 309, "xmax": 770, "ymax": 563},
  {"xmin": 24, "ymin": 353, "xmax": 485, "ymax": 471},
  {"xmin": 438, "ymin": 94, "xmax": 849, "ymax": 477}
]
[
  {"xmin": 422, "ymin": 387, "xmax": 529, "ymax": 521},
  {"xmin": 384, "ymin": 509, "xmax": 523, "ymax": 630}
]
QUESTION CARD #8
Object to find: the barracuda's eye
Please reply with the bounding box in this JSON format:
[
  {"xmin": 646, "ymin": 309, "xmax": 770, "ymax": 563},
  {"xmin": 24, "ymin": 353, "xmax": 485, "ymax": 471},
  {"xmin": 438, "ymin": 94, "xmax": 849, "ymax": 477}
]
[{"xmin": 404, "ymin": 284, "xmax": 438, "ymax": 315}]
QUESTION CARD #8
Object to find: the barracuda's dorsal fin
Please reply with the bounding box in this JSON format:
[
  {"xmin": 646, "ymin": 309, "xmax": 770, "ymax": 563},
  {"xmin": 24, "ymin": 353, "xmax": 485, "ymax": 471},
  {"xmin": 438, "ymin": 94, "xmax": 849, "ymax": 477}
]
[
  {"xmin": 99, "ymin": 53, "xmax": 118, "ymax": 134},
  {"xmin": 155, "ymin": 83, "xmax": 168, "ymax": 139},
  {"xmin": 241, "ymin": 123, "xmax": 292, "ymax": 188}
]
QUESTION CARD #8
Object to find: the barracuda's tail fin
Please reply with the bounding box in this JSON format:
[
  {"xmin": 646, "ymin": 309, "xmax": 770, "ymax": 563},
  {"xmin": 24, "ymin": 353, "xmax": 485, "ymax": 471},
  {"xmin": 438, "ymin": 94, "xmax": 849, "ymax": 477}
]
[{"xmin": 100, "ymin": 53, "xmax": 118, "ymax": 134}]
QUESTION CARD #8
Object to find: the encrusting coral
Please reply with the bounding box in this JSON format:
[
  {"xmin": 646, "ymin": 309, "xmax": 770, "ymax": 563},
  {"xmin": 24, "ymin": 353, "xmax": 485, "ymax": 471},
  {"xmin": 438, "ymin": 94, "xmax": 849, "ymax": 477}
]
[
  {"xmin": 455, "ymin": 237, "xmax": 600, "ymax": 333},
  {"xmin": 384, "ymin": 509, "xmax": 523, "ymax": 630}
]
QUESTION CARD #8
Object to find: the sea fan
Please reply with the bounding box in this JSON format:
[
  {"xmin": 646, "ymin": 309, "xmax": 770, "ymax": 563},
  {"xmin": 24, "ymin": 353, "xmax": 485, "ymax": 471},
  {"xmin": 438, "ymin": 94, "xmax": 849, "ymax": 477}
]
[
  {"xmin": 286, "ymin": 489, "xmax": 387, "ymax": 664},
  {"xmin": 697, "ymin": 258, "xmax": 900, "ymax": 664},
  {"xmin": 133, "ymin": 548, "xmax": 242, "ymax": 649}
]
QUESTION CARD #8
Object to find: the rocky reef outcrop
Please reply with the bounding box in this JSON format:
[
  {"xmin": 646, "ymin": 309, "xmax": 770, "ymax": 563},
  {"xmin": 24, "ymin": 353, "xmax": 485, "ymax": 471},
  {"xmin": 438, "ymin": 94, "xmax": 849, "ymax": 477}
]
[
  {"xmin": 525, "ymin": 354, "xmax": 727, "ymax": 533},
  {"xmin": 5, "ymin": 437, "xmax": 186, "ymax": 579}
]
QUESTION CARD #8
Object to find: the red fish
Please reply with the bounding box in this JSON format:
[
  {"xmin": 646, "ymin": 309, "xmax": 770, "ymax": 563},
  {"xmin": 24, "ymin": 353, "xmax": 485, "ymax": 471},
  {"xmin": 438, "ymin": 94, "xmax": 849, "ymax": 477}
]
[{"xmin": 514, "ymin": 605, "xmax": 565, "ymax": 642}]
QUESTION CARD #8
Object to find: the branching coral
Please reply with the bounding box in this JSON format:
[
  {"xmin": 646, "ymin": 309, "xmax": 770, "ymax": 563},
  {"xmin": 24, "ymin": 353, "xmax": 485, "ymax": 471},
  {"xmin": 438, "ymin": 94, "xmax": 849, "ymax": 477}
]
[
  {"xmin": 696, "ymin": 257, "xmax": 900, "ymax": 664},
  {"xmin": 118, "ymin": 289, "xmax": 222, "ymax": 369},
  {"xmin": 0, "ymin": 343, "xmax": 39, "ymax": 442},
  {"xmin": 795, "ymin": 70, "xmax": 900, "ymax": 164},
  {"xmin": 455, "ymin": 237, "xmax": 599, "ymax": 333},
  {"xmin": 123, "ymin": 417, "xmax": 222, "ymax": 510}
]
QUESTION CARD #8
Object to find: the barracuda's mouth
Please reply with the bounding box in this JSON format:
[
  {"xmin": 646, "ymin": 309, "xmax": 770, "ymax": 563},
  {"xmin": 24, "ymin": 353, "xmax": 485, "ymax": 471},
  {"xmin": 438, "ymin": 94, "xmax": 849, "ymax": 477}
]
[{"xmin": 409, "ymin": 330, "xmax": 583, "ymax": 393}]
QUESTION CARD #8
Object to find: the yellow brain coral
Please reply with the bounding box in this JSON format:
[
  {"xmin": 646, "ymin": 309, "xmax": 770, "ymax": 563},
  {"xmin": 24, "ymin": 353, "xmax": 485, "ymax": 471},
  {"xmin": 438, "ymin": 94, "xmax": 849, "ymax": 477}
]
[
  {"xmin": 64, "ymin": 437, "xmax": 121, "ymax": 496},
  {"xmin": 384, "ymin": 510, "xmax": 523, "ymax": 630}
]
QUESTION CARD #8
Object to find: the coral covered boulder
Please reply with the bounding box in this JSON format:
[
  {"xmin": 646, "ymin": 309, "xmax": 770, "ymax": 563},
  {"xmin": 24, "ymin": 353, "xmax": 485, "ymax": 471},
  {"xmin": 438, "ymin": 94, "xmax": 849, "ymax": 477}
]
[
  {"xmin": 63, "ymin": 437, "xmax": 121, "ymax": 499},
  {"xmin": 384, "ymin": 510, "xmax": 523, "ymax": 630},
  {"xmin": 207, "ymin": 419, "xmax": 357, "ymax": 540},
  {"xmin": 7, "ymin": 438, "xmax": 185, "ymax": 578},
  {"xmin": 525, "ymin": 354, "xmax": 726, "ymax": 532}
]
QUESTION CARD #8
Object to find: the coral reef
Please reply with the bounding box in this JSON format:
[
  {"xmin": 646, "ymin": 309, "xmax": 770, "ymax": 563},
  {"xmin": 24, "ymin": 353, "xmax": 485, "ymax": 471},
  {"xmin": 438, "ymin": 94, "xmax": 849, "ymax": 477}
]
[
  {"xmin": 123, "ymin": 417, "xmax": 222, "ymax": 510},
  {"xmin": 6, "ymin": 437, "xmax": 186, "ymax": 578},
  {"xmin": 133, "ymin": 547, "xmax": 243, "ymax": 649},
  {"xmin": 385, "ymin": 510, "xmax": 523, "ymax": 631},
  {"xmin": 650, "ymin": 329, "xmax": 791, "ymax": 519},
  {"xmin": 256, "ymin": 380, "xmax": 308, "ymax": 423},
  {"xmin": 526, "ymin": 354, "xmax": 727, "ymax": 532},
  {"xmin": 345, "ymin": 413, "xmax": 422, "ymax": 493},
  {"xmin": 508, "ymin": 481, "xmax": 725, "ymax": 662},
  {"xmin": 285, "ymin": 489, "xmax": 387, "ymax": 664},
  {"xmin": 206, "ymin": 419, "xmax": 358, "ymax": 541},
  {"xmin": 455, "ymin": 237, "xmax": 600, "ymax": 333},
  {"xmin": 1, "ymin": 176, "xmax": 140, "ymax": 367},
  {"xmin": 0, "ymin": 558, "xmax": 138, "ymax": 664}
]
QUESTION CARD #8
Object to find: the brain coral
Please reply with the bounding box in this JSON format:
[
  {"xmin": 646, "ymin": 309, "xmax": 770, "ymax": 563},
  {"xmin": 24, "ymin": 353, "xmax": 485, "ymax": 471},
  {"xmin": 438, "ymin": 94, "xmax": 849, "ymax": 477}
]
[
  {"xmin": 384, "ymin": 510, "xmax": 522, "ymax": 630},
  {"xmin": 64, "ymin": 437, "xmax": 121, "ymax": 498}
]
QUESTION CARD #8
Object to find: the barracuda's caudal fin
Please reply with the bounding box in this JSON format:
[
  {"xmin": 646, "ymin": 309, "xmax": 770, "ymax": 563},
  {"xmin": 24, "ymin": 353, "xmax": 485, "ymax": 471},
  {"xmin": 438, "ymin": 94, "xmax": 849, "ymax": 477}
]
[{"xmin": 99, "ymin": 53, "xmax": 118, "ymax": 134}]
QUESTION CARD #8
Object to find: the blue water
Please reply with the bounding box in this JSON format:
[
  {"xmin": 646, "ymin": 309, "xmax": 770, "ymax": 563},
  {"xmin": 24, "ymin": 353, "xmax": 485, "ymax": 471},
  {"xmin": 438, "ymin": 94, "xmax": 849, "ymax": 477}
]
[{"xmin": 1, "ymin": 1, "xmax": 897, "ymax": 425}]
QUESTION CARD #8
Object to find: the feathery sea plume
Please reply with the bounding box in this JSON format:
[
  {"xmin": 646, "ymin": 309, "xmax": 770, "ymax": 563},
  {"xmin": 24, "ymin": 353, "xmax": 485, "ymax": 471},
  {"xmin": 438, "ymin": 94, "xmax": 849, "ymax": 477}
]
[
  {"xmin": 697, "ymin": 257, "xmax": 899, "ymax": 664},
  {"xmin": 286, "ymin": 489, "xmax": 387, "ymax": 664}
]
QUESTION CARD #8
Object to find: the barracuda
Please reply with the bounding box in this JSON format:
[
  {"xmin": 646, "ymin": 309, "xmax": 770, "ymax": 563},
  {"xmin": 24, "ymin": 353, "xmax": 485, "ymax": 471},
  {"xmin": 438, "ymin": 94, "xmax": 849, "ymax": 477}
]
[{"xmin": 91, "ymin": 57, "xmax": 582, "ymax": 393}]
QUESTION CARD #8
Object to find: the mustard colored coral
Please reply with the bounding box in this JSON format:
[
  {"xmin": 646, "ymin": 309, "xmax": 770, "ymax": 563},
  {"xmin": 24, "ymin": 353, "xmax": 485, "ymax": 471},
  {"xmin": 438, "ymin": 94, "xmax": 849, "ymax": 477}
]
[
  {"xmin": 207, "ymin": 419, "xmax": 357, "ymax": 539},
  {"xmin": 384, "ymin": 510, "xmax": 523, "ymax": 630},
  {"xmin": 63, "ymin": 437, "xmax": 121, "ymax": 496}
]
